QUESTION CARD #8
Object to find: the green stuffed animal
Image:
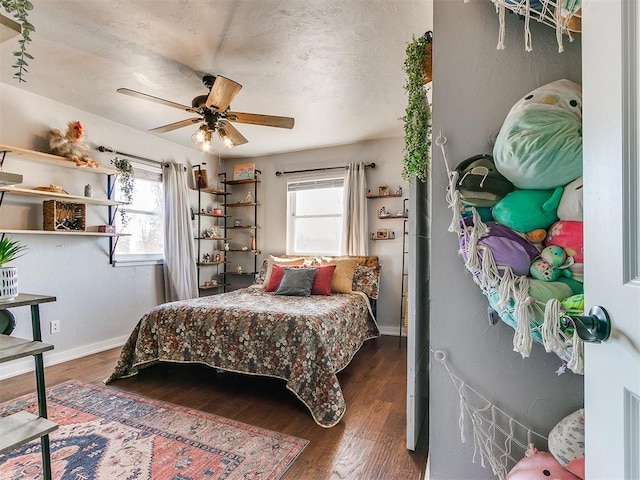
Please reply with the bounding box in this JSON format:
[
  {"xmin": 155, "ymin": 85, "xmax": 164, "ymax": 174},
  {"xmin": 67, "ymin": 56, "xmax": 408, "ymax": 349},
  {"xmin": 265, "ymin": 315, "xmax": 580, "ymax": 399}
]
[{"xmin": 492, "ymin": 187, "xmax": 563, "ymax": 233}]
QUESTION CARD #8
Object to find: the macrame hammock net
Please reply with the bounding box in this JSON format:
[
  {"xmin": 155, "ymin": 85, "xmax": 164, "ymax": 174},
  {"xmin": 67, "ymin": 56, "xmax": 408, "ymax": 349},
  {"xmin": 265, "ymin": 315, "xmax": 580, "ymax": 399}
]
[
  {"xmin": 433, "ymin": 349, "xmax": 548, "ymax": 479},
  {"xmin": 437, "ymin": 133, "xmax": 584, "ymax": 375},
  {"xmin": 467, "ymin": 0, "xmax": 582, "ymax": 53}
]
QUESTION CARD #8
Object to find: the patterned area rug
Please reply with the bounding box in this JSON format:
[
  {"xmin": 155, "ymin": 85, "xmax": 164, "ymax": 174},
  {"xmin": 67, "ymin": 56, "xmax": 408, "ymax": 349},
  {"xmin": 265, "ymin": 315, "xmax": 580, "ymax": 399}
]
[{"xmin": 0, "ymin": 380, "xmax": 308, "ymax": 480}]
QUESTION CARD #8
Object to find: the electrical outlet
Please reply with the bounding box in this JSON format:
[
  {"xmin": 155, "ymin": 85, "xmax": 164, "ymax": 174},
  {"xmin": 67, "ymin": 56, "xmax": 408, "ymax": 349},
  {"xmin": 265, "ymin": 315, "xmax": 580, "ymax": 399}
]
[{"xmin": 50, "ymin": 320, "xmax": 60, "ymax": 334}]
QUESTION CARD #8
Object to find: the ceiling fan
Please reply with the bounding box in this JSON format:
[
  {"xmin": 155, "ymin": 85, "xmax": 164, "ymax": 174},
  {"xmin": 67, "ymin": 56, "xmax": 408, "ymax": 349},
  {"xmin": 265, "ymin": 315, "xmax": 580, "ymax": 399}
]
[{"xmin": 117, "ymin": 74, "xmax": 295, "ymax": 151}]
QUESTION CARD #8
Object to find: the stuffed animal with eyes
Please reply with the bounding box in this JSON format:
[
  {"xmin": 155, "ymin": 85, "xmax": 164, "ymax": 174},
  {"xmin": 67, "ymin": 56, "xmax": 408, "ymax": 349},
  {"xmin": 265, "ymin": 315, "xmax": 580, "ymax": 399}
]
[{"xmin": 507, "ymin": 444, "xmax": 581, "ymax": 480}]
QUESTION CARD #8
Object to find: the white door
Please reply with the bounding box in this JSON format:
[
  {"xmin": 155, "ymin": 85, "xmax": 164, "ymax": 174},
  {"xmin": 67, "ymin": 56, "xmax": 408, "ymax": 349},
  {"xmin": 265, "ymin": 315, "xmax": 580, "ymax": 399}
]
[{"xmin": 583, "ymin": 1, "xmax": 640, "ymax": 478}]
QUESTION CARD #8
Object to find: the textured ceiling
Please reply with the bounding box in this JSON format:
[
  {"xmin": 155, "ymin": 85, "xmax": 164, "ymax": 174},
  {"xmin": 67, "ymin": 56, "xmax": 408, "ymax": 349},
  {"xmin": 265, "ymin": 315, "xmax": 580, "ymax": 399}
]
[{"xmin": 0, "ymin": 1, "xmax": 431, "ymax": 158}]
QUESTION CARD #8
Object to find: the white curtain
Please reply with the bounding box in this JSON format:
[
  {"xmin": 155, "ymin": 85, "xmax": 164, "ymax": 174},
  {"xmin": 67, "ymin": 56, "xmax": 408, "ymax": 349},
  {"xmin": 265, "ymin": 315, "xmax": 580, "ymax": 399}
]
[
  {"xmin": 341, "ymin": 162, "xmax": 368, "ymax": 255},
  {"xmin": 162, "ymin": 162, "xmax": 199, "ymax": 301}
]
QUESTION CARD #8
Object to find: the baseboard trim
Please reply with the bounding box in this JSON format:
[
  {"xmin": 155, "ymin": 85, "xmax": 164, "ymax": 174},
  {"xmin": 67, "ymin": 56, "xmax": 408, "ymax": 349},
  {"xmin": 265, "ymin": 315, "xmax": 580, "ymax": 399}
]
[
  {"xmin": 0, "ymin": 335, "xmax": 128, "ymax": 380},
  {"xmin": 378, "ymin": 325, "xmax": 407, "ymax": 337}
]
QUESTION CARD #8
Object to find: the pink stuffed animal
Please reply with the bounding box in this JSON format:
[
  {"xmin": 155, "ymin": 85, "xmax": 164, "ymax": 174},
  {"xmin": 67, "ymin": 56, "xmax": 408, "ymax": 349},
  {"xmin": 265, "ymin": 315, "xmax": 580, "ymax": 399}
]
[{"xmin": 507, "ymin": 444, "xmax": 581, "ymax": 480}]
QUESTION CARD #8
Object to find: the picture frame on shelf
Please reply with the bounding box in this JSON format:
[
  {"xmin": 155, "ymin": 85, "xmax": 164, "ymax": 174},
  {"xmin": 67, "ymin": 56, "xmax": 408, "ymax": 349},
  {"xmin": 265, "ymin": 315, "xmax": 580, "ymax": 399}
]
[
  {"xmin": 194, "ymin": 169, "xmax": 208, "ymax": 189},
  {"xmin": 233, "ymin": 162, "xmax": 256, "ymax": 181},
  {"xmin": 376, "ymin": 228, "xmax": 389, "ymax": 239},
  {"xmin": 378, "ymin": 184, "xmax": 390, "ymax": 196}
]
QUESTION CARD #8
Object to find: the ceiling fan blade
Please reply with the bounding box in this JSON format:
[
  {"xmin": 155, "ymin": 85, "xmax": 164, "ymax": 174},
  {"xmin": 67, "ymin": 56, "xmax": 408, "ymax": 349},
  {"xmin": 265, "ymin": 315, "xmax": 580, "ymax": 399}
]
[
  {"xmin": 218, "ymin": 119, "xmax": 248, "ymax": 146},
  {"xmin": 226, "ymin": 111, "xmax": 295, "ymax": 129},
  {"xmin": 149, "ymin": 118, "xmax": 202, "ymax": 133},
  {"xmin": 117, "ymin": 88, "xmax": 197, "ymax": 113},
  {"xmin": 205, "ymin": 76, "xmax": 242, "ymax": 112}
]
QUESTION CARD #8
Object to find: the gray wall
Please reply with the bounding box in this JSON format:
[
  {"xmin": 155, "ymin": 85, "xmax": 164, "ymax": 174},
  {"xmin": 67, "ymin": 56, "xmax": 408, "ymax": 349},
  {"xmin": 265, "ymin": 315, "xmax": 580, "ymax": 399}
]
[{"xmin": 428, "ymin": 2, "xmax": 584, "ymax": 478}]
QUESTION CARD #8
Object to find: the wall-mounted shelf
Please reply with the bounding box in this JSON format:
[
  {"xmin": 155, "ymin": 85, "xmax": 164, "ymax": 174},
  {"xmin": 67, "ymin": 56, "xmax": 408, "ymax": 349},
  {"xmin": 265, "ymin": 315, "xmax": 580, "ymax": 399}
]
[
  {"xmin": 226, "ymin": 225, "xmax": 259, "ymax": 230},
  {"xmin": 0, "ymin": 186, "xmax": 126, "ymax": 206},
  {"xmin": 0, "ymin": 229, "xmax": 129, "ymax": 237},
  {"xmin": 370, "ymin": 232, "xmax": 397, "ymax": 240},
  {"xmin": 0, "ymin": 143, "xmax": 118, "ymax": 175},
  {"xmin": 223, "ymin": 202, "xmax": 261, "ymax": 208},
  {"xmin": 221, "ymin": 179, "xmax": 262, "ymax": 186},
  {"xmin": 378, "ymin": 213, "xmax": 407, "ymax": 219},
  {"xmin": 195, "ymin": 236, "xmax": 231, "ymax": 241},
  {"xmin": 195, "ymin": 212, "xmax": 231, "ymax": 218},
  {"xmin": 367, "ymin": 193, "xmax": 403, "ymax": 199}
]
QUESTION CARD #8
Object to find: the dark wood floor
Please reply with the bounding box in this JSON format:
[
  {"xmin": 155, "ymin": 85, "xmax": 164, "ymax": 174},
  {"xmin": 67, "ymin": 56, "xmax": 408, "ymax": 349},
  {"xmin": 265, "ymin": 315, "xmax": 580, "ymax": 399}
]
[{"xmin": 0, "ymin": 335, "xmax": 427, "ymax": 479}]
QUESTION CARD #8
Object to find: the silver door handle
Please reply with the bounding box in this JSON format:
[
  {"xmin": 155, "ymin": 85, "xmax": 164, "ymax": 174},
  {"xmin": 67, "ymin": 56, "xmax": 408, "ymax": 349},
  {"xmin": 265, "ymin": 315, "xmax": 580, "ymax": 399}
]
[{"xmin": 561, "ymin": 305, "xmax": 612, "ymax": 343}]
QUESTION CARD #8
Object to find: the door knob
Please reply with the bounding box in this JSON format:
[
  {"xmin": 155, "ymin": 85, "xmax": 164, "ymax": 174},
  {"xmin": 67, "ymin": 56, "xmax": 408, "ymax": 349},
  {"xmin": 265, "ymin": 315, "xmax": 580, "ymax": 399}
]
[{"xmin": 561, "ymin": 305, "xmax": 612, "ymax": 343}]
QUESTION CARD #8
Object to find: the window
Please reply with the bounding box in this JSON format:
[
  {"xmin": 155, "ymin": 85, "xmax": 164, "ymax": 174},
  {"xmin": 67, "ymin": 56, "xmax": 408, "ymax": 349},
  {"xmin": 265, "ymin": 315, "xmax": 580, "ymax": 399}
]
[
  {"xmin": 113, "ymin": 166, "xmax": 164, "ymax": 264},
  {"xmin": 287, "ymin": 175, "xmax": 344, "ymax": 255}
]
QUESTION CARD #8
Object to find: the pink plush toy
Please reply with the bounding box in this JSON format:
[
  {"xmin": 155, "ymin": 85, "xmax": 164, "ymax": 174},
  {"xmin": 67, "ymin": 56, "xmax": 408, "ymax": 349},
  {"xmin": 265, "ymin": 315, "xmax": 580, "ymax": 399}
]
[{"xmin": 507, "ymin": 444, "xmax": 581, "ymax": 480}]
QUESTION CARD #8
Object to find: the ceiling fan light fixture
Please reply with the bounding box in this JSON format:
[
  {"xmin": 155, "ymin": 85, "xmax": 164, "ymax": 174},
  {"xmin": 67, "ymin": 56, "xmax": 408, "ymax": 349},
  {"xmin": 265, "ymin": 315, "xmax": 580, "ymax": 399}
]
[
  {"xmin": 201, "ymin": 130, "xmax": 215, "ymax": 153},
  {"xmin": 191, "ymin": 125, "xmax": 208, "ymax": 146},
  {"xmin": 218, "ymin": 128, "xmax": 235, "ymax": 149}
]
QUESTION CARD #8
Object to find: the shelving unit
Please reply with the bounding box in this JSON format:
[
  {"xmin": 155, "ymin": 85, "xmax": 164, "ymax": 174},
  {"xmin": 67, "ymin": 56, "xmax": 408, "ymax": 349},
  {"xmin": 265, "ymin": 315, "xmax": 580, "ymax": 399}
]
[
  {"xmin": 192, "ymin": 168, "xmax": 231, "ymax": 295},
  {"xmin": 0, "ymin": 144, "xmax": 130, "ymax": 263},
  {"xmin": 0, "ymin": 293, "xmax": 58, "ymax": 480},
  {"xmin": 368, "ymin": 188, "xmax": 408, "ymax": 342},
  {"xmin": 220, "ymin": 172, "xmax": 261, "ymax": 289}
]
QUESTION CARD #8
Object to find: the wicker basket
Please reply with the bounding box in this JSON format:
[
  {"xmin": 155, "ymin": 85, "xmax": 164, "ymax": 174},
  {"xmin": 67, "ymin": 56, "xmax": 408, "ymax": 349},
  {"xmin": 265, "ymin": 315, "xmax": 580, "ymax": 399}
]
[{"xmin": 43, "ymin": 200, "xmax": 86, "ymax": 231}]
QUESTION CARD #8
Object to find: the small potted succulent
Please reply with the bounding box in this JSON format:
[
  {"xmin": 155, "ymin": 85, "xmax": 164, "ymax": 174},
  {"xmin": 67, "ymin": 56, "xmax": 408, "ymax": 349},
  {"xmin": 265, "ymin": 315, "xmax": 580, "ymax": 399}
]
[{"xmin": 0, "ymin": 236, "xmax": 27, "ymax": 301}]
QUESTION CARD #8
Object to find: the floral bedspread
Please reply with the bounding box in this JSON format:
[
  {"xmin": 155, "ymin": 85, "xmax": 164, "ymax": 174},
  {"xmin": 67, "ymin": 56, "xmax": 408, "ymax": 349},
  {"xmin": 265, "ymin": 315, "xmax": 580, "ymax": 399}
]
[{"xmin": 105, "ymin": 286, "xmax": 380, "ymax": 427}]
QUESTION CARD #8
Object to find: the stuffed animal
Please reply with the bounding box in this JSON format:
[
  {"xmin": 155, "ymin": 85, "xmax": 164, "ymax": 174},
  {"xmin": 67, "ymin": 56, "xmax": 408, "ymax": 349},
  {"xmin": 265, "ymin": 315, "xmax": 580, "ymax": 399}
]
[
  {"xmin": 507, "ymin": 444, "xmax": 581, "ymax": 480},
  {"xmin": 557, "ymin": 177, "xmax": 583, "ymax": 221},
  {"xmin": 548, "ymin": 409, "xmax": 585, "ymax": 479},
  {"xmin": 530, "ymin": 245, "xmax": 574, "ymax": 281},
  {"xmin": 492, "ymin": 188, "xmax": 563, "ymax": 233},
  {"xmin": 49, "ymin": 121, "xmax": 99, "ymax": 168},
  {"xmin": 454, "ymin": 154, "xmax": 514, "ymax": 207},
  {"xmin": 493, "ymin": 79, "xmax": 582, "ymax": 189}
]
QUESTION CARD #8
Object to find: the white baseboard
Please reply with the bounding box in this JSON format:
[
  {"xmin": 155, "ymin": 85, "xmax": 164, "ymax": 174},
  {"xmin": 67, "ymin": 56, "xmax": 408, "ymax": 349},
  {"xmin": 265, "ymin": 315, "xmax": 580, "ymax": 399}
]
[
  {"xmin": 378, "ymin": 325, "xmax": 407, "ymax": 337},
  {"xmin": 0, "ymin": 335, "xmax": 128, "ymax": 380}
]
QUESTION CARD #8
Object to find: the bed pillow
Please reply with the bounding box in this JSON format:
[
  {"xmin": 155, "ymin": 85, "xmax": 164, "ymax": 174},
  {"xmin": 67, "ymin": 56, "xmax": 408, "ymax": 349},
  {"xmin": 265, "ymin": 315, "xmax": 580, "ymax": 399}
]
[
  {"xmin": 322, "ymin": 257, "xmax": 359, "ymax": 293},
  {"xmin": 262, "ymin": 255, "xmax": 305, "ymax": 288},
  {"xmin": 312, "ymin": 265, "xmax": 336, "ymax": 295},
  {"xmin": 275, "ymin": 267, "xmax": 318, "ymax": 296},
  {"xmin": 352, "ymin": 264, "xmax": 382, "ymax": 299},
  {"xmin": 265, "ymin": 264, "xmax": 286, "ymax": 292}
]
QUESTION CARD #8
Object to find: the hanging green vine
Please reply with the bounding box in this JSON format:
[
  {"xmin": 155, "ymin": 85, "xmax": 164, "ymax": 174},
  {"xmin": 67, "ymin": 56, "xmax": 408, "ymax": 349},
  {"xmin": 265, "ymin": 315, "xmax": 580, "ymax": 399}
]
[
  {"xmin": 402, "ymin": 32, "xmax": 432, "ymax": 182},
  {"xmin": 111, "ymin": 157, "xmax": 135, "ymax": 229},
  {"xmin": 1, "ymin": 0, "xmax": 35, "ymax": 83}
]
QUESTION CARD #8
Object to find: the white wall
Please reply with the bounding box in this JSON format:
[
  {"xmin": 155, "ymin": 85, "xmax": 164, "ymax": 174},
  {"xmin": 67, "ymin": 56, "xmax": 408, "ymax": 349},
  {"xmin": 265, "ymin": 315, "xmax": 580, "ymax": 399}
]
[
  {"xmin": 0, "ymin": 82, "xmax": 211, "ymax": 378},
  {"xmin": 428, "ymin": 2, "xmax": 584, "ymax": 478},
  {"xmin": 226, "ymin": 137, "xmax": 409, "ymax": 335}
]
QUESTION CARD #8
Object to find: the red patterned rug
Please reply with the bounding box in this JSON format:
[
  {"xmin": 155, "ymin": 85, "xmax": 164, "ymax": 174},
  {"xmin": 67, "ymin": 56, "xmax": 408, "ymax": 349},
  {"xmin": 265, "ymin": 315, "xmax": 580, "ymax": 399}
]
[{"xmin": 0, "ymin": 380, "xmax": 308, "ymax": 479}]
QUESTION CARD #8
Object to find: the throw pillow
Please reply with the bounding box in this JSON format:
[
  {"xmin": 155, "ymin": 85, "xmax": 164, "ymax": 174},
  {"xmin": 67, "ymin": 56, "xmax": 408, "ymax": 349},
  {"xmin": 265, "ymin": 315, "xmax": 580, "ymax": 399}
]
[
  {"xmin": 262, "ymin": 255, "xmax": 305, "ymax": 288},
  {"xmin": 265, "ymin": 264, "xmax": 287, "ymax": 292},
  {"xmin": 352, "ymin": 264, "xmax": 382, "ymax": 299},
  {"xmin": 311, "ymin": 265, "xmax": 336, "ymax": 295},
  {"xmin": 322, "ymin": 257, "xmax": 358, "ymax": 293},
  {"xmin": 275, "ymin": 267, "xmax": 318, "ymax": 296}
]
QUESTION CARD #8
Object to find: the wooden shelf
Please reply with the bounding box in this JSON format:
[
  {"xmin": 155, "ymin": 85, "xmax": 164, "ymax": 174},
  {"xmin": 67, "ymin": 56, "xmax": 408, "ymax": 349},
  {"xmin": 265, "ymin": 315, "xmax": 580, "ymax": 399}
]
[
  {"xmin": 195, "ymin": 236, "xmax": 230, "ymax": 241},
  {"xmin": 195, "ymin": 213, "xmax": 230, "ymax": 218},
  {"xmin": 226, "ymin": 225, "xmax": 258, "ymax": 229},
  {"xmin": 223, "ymin": 202, "xmax": 260, "ymax": 207},
  {"xmin": 0, "ymin": 335, "xmax": 54, "ymax": 364},
  {"xmin": 198, "ymin": 187, "xmax": 230, "ymax": 196},
  {"xmin": 221, "ymin": 179, "xmax": 261, "ymax": 186},
  {"xmin": 0, "ymin": 229, "xmax": 130, "ymax": 237},
  {"xmin": 197, "ymin": 261, "xmax": 229, "ymax": 266},
  {"xmin": 367, "ymin": 193, "xmax": 403, "ymax": 199},
  {"xmin": 378, "ymin": 213, "xmax": 407, "ymax": 219},
  {"xmin": 226, "ymin": 249, "xmax": 260, "ymax": 254},
  {"xmin": 225, "ymin": 271, "xmax": 258, "ymax": 276},
  {"xmin": 0, "ymin": 186, "xmax": 126, "ymax": 206},
  {"xmin": 0, "ymin": 144, "xmax": 118, "ymax": 175},
  {"xmin": 0, "ymin": 411, "xmax": 58, "ymax": 454}
]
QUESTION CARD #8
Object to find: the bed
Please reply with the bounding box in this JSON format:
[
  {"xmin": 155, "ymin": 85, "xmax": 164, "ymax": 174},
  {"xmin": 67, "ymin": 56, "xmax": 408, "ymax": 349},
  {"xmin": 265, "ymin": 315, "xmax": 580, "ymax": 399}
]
[{"xmin": 105, "ymin": 255, "xmax": 381, "ymax": 427}]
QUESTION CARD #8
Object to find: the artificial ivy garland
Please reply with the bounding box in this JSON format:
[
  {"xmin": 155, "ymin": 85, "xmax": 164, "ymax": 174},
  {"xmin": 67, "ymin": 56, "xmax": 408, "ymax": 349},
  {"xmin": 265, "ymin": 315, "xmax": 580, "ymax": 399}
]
[
  {"xmin": 402, "ymin": 32, "xmax": 432, "ymax": 182},
  {"xmin": 1, "ymin": 0, "xmax": 35, "ymax": 83},
  {"xmin": 111, "ymin": 157, "xmax": 135, "ymax": 229}
]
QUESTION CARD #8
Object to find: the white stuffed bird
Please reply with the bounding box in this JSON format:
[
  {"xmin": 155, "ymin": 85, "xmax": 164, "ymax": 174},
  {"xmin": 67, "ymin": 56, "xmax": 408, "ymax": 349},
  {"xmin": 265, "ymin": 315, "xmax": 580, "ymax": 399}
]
[{"xmin": 48, "ymin": 121, "xmax": 99, "ymax": 168}]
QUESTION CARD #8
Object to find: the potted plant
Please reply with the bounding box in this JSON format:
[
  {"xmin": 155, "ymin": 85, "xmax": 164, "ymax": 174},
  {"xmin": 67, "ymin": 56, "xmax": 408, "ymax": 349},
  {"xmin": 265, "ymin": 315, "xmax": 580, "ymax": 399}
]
[
  {"xmin": 0, "ymin": 236, "xmax": 27, "ymax": 301},
  {"xmin": 402, "ymin": 32, "xmax": 432, "ymax": 182},
  {"xmin": 111, "ymin": 157, "xmax": 135, "ymax": 229},
  {"xmin": 1, "ymin": 0, "xmax": 36, "ymax": 83}
]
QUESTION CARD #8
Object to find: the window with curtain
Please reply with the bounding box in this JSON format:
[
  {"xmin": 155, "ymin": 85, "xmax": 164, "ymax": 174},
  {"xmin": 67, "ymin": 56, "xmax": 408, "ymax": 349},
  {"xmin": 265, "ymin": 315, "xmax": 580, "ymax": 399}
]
[
  {"xmin": 287, "ymin": 175, "xmax": 344, "ymax": 255},
  {"xmin": 114, "ymin": 165, "xmax": 164, "ymax": 263}
]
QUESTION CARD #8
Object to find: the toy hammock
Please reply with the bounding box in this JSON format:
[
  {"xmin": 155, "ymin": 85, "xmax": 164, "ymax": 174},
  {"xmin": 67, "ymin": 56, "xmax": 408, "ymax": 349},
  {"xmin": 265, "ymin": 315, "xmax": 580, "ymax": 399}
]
[
  {"xmin": 436, "ymin": 132, "xmax": 584, "ymax": 374},
  {"xmin": 465, "ymin": 0, "xmax": 582, "ymax": 53},
  {"xmin": 433, "ymin": 349, "xmax": 548, "ymax": 479}
]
